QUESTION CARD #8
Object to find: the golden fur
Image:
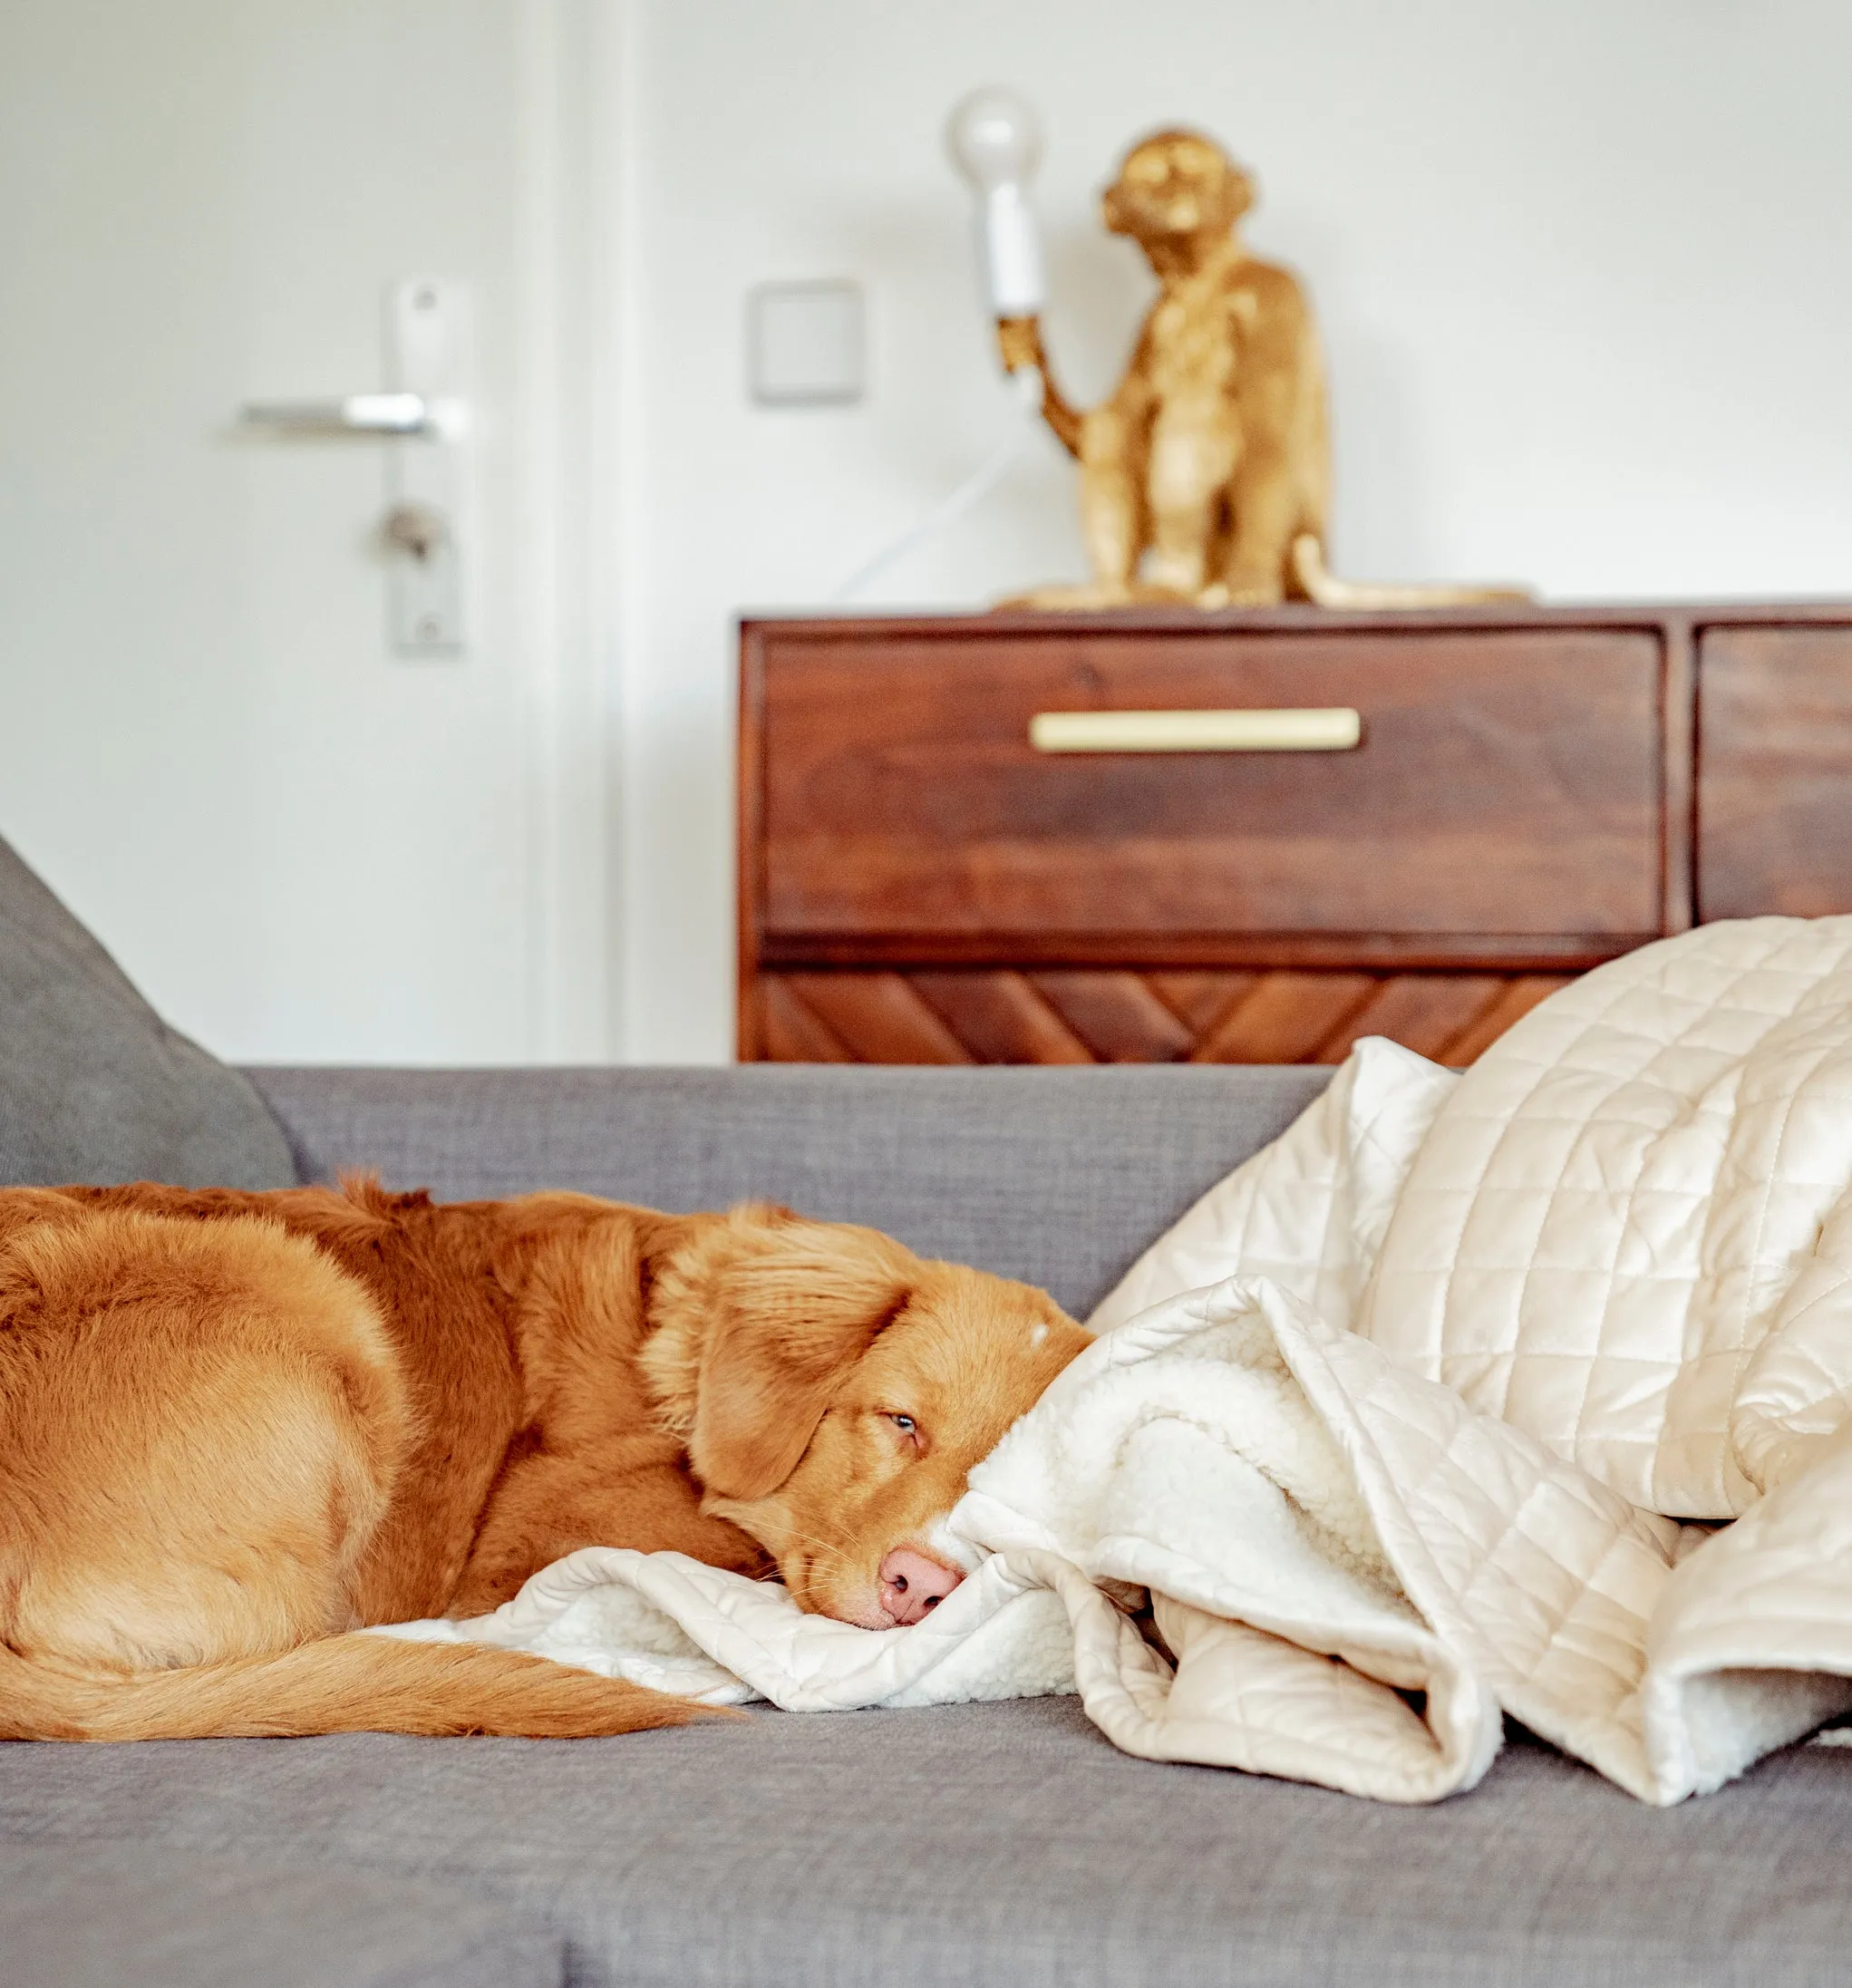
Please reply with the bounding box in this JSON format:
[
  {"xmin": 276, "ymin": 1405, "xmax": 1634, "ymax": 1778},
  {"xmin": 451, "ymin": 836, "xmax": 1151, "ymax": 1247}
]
[{"xmin": 0, "ymin": 1182, "xmax": 1087, "ymax": 1741}]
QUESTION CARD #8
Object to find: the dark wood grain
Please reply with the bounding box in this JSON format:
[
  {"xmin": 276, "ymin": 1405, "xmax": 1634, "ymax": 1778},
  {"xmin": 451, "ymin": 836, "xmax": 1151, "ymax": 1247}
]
[
  {"xmin": 737, "ymin": 628, "xmax": 769, "ymax": 1060},
  {"xmin": 738, "ymin": 606, "xmax": 1852, "ymax": 1067},
  {"xmin": 760, "ymin": 929, "xmax": 1642, "ymax": 971},
  {"xmin": 1698, "ymin": 627, "xmax": 1852, "ymax": 919},
  {"xmin": 759, "ymin": 976, "xmax": 852, "ymax": 1062},
  {"xmin": 907, "ymin": 971, "xmax": 1093, "ymax": 1064},
  {"xmin": 1026, "ymin": 971, "xmax": 1197, "ymax": 1062},
  {"xmin": 1438, "ymin": 975, "xmax": 1574, "ymax": 1062},
  {"xmin": 1662, "ymin": 616, "xmax": 1697, "ymax": 933},
  {"xmin": 745, "ymin": 602, "xmax": 1852, "ymax": 646},
  {"xmin": 1312, "ymin": 975, "xmax": 1508, "ymax": 1065},
  {"xmin": 756, "ymin": 968, "xmax": 1562, "ymax": 1066},
  {"xmin": 1145, "ymin": 971, "xmax": 1260, "ymax": 1035},
  {"xmin": 1191, "ymin": 972, "xmax": 1378, "ymax": 1062},
  {"xmin": 779, "ymin": 972, "xmax": 973, "ymax": 1064},
  {"xmin": 759, "ymin": 625, "xmax": 1664, "ymax": 941}
]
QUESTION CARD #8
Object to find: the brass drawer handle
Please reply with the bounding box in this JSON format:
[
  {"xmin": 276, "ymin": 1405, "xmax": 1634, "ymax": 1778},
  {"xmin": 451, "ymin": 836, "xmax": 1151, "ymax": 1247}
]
[{"xmin": 1028, "ymin": 707, "xmax": 1362, "ymax": 753}]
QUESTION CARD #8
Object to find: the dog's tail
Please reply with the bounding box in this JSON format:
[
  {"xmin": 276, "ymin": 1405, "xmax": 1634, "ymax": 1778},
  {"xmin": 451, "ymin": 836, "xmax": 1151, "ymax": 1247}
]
[
  {"xmin": 0, "ymin": 1633, "xmax": 728, "ymax": 1741},
  {"xmin": 1289, "ymin": 533, "xmax": 1532, "ymax": 610}
]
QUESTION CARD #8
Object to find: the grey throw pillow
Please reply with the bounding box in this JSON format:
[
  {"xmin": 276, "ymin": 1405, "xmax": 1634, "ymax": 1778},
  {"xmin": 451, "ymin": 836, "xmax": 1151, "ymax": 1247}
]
[{"xmin": 0, "ymin": 834, "xmax": 296, "ymax": 1188}]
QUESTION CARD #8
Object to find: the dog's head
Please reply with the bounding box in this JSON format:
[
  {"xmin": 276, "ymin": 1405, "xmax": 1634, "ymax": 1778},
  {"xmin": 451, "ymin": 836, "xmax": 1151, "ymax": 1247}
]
[{"xmin": 643, "ymin": 1206, "xmax": 1088, "ymax": 1629}]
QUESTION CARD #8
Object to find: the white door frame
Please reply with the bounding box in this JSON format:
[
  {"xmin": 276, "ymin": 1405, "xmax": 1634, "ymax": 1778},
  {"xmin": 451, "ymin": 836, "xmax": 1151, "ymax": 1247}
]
[{"xmin": 511, "ymin": 0, "xmax": 632, "ymax": 1062}]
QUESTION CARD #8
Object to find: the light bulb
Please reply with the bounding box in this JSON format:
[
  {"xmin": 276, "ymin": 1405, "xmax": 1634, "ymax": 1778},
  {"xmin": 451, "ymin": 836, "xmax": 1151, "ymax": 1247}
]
[
  {"xmin": 946, "ymin": 88, "xmax": 1043, "ymax": 194},
  {"xmin": 945, "ymin": 87, "xmax": 1047, "ymax": 319}
]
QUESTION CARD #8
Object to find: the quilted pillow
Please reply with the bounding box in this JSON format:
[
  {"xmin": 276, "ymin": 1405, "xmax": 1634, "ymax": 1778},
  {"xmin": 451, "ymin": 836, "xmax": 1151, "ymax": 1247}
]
[{"xmin": 0, "ymin": 832, "xmax": 296, "ymax": 1188}]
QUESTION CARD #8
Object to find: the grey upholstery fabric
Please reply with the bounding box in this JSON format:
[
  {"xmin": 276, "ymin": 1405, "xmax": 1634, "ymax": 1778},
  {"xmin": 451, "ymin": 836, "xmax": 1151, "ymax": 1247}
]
[
  {"xmin": 22, "ymin": 1060, "xmax": 1843, "ymax": 1986},
  {"xmin": 0, "ymin": 833, "xmax": 294, "ymax": 1188},
  {"xmin": 0, "ymin": 1840, "xmax": 562, "ymax": 1988},
  {"xmin": 247, "ymin": 1063, "xmax": 1328, "ymax": 1317},
  {"xmin": 5, "ymin": 1704, "xmax": 1850, "ymax": 1987}
]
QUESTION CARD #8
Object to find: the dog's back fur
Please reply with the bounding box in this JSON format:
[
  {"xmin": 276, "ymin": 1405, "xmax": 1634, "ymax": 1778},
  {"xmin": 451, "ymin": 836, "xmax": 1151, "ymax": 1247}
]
[
  {"xmin": 0, "ymin": 1180, "xmax": 1087, "ymax": 1741},
  {"xmin": 0, "ymin": 1180, "xmax": 762, "ymax": 1740}
]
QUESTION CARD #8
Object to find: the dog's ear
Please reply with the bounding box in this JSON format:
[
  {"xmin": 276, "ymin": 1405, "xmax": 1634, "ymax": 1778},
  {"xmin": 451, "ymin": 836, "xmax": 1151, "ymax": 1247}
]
[{"xmin": 690, "ymin": 1213, "xmax": 914, "ymax": 1500}]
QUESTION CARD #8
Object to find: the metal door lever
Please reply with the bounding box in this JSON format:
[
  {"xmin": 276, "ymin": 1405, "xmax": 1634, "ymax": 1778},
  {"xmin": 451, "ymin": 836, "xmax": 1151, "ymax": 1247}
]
[
  {"xmin": 238, "ymin": 279, "xmax": 471, "ymax": 655},
  {"xmin": 240, "ymin": 392, "xmax": 455, "ymax": 437}
]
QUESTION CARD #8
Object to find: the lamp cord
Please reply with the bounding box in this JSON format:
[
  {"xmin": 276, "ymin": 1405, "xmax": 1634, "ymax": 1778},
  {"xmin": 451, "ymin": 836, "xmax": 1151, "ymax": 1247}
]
[{"xmin": 833, "ymin": 368, "xmax": 1045, "ymax": 603}]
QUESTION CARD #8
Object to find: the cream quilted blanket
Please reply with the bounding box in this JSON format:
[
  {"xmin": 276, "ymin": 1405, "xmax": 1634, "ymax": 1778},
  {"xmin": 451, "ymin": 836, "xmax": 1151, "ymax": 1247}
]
[{"xmin": 387, "ymin": 919, "xmax": 1852, "ymax": 1804}]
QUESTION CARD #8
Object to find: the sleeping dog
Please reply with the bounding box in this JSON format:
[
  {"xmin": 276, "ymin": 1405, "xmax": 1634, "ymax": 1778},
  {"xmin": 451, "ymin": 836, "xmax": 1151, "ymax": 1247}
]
[{"xmin": 0, "ymin": 1183, "xmax": 1088, "ymax": 1740}]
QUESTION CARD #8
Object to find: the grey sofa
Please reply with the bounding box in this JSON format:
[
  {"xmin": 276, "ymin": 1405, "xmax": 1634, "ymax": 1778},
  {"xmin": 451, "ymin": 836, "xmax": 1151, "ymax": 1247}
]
[{"xmin": 10, "ymin": 1062, "xmax": 1852, "ymax": 1986}]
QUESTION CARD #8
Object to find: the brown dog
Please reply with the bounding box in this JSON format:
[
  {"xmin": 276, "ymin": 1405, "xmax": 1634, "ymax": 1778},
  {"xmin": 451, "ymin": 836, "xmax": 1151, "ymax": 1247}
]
[{"xmin": 0, "ymin": 1181, "xmax": 1087, "ymax": 1741}]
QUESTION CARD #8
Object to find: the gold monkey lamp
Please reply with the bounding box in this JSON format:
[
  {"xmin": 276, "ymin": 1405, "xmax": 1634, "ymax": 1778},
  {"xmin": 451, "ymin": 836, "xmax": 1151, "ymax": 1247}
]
[{"xmin": 949, "ymin": 96, "xmax": 1526, "ymax": 610}]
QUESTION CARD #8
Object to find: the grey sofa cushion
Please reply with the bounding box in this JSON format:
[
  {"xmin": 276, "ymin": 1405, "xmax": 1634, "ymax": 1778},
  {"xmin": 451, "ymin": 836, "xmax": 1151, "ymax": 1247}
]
[
  {"xmin": 5, "ymin": 1703, "xmax": 1849, "ymax": 1987},
  {"xmin": 15, "ymin": 1065, "xmax": 1850, "ymax": 1986},
  {"xmin": 0, "ymin": 833, "xmax": 294, "ymax": 1188},
  {"xmin": 247, "ymin": 1063, "xmax": 1329, "ymax": 1318},
  {"xmin": 0, "ymin": 1840, "xmax": 562, "ymax": 1988}
]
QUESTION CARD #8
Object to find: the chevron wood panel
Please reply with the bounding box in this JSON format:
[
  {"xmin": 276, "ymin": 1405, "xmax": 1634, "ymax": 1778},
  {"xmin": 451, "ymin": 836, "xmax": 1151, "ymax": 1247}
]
[
  {"xmin": 1191, "ymin": 972, "xmax": 1377, "ymax": 1062},
  {"xmin": 760, "ymin": 975, "xmax": 853, "ymax": 1062},
  {"xmin": 1311, "ymin": 974, "xmax": 1508, "ymax": 1066},
  {"xmin": 1434, "ymin": 975, "xmax": 1574, "ymax": 1062},
  {"xmin": 1144, "ymin": 972, "xmax": 1261, "ymax": 1036},
  {"xmin": 1024, "ymin": 972, "xmax": 1196, "ymax": 1062},
  {"xmin": 780, "ymin": 971, "xmax": 972, "ymax": 1064},
  {"xmin": 907, "ymin": 971, "xmax": 1093, "ymax": 1064},
  {"xmin": 757, "ymin": 969, "xmax": 1576, "ymax": 1068}
]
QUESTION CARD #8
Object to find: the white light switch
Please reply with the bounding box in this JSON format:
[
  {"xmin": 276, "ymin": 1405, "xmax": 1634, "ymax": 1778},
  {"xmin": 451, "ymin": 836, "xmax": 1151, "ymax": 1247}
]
[{"xmin": 748, "ymin": 280, "xmax": 864, "ymax": 405}]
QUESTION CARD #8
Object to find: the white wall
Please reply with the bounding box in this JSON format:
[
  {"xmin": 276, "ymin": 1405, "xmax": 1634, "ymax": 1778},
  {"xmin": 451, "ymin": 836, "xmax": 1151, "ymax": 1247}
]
[
  {"xmin": 7, "ymin": 1, "xmax": 1852, "ymax": 1069},
  {"xmin": 616, "ymin": 0, "xmax": 1852, "ymax": 1062},
  {"xmin": 0, "ymin": 0, "xmax": 611, "ymax": 1065}
]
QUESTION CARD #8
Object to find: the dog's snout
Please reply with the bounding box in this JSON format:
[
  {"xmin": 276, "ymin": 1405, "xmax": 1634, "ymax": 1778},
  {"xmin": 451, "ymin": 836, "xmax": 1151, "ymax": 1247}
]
[{"xmin": 878, "ymin": 1547, "xmax": 964, "ymax": 1627}]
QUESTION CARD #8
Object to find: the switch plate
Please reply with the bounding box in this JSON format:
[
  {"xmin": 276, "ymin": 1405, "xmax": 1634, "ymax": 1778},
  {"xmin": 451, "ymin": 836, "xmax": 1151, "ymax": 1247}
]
[{"xmin": 748, "ymin": 281, "xmax": 864, "ymax": 405}]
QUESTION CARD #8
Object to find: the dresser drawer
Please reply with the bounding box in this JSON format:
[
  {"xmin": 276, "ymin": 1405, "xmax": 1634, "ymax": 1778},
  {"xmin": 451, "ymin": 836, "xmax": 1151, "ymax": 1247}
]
[
  {"xmin": 1699, "ymin": 627, "xmax": 1852, "ymax": 918},
  {"xmin": 751, "ymin": 626, "xmax": 1665, "ymax": 947}
]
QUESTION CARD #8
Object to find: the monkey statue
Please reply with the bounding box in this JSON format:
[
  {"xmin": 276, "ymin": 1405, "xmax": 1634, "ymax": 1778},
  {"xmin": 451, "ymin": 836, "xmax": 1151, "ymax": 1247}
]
[{"xmin": 1002, "ymin": 128, "xmax": 1525, "ymax": 609}]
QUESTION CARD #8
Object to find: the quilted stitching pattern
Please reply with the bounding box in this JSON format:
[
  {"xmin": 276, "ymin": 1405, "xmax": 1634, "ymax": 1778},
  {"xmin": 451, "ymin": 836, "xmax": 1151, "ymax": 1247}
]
[
  {"xmin": 1361, "ymin": 917, "xmax": 1852, "ymax": 1517},
  {"xmin": 1061, "ymin": 931, "xmax": 1852, "ymax": 1802}
]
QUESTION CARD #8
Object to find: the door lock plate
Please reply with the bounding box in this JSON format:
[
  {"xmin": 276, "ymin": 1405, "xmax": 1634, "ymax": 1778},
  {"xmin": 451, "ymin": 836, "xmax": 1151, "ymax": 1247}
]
[{"xmin": 385, "ymin": 278, "xmax": 470, "ymax": 656}]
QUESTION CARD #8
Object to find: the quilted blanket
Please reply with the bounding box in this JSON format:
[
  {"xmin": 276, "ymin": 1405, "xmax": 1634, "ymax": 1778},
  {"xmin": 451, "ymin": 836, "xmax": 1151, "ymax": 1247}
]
[{"xmin": 383, "ymin": 919, "xmax": 1852, "ymax": 1803}]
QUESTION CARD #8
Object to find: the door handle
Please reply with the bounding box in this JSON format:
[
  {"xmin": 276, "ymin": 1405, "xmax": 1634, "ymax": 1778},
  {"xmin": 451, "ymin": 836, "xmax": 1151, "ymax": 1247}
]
[
  {"xmin": 237, "ymin": 279, "xmax": 471, "ymax": 655},
  {"xmin": 1028, "ymin": 708, "xmax": 1362, "ymax": 753},
  {"xmin": 239, "ymin": 392, "xmax": 458, "ymax": 437}
]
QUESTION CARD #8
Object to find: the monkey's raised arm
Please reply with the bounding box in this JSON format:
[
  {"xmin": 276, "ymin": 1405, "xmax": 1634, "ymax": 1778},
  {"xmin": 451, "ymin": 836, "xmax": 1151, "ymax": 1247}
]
[{"xmin": 996, "ymin": 315, "xmax": 1084, "ymax": 459}]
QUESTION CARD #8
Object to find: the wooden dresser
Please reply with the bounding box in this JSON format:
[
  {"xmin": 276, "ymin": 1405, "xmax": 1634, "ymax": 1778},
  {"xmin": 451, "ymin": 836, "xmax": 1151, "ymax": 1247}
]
[{"xmin": 737, "ymin": 606, "xmax": 1852, "ymax": 1065}]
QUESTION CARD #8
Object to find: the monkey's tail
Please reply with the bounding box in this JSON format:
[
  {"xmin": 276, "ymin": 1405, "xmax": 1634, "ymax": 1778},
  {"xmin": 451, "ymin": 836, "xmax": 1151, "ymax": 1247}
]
[
  {"xmin": 0, "ymin": 1632, "xmax": 736, "ymax": 1741},
  {"xmin": 1290, "ymin": 533, "xmax": 1531, "ymax": 610}
]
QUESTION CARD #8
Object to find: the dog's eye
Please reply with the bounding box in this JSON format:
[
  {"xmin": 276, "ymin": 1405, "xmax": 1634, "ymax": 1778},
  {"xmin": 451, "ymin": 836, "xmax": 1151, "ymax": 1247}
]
[{"xmin": 885, "ymin": 1412, "xmax": 921, "ymax": 1445}]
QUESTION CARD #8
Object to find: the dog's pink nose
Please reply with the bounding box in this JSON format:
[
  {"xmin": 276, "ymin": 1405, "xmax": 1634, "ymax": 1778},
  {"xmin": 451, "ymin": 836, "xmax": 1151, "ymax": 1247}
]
[{"xmin": 878, "ymin": 1547, "xmax": 964, "ymax": 1627}]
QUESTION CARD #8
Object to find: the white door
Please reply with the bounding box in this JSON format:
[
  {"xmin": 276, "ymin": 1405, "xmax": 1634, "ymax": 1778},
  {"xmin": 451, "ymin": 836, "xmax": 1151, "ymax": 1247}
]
[{"xmin": 0, "ymin": 0, "xmax": 609, "ymax": 1063}]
